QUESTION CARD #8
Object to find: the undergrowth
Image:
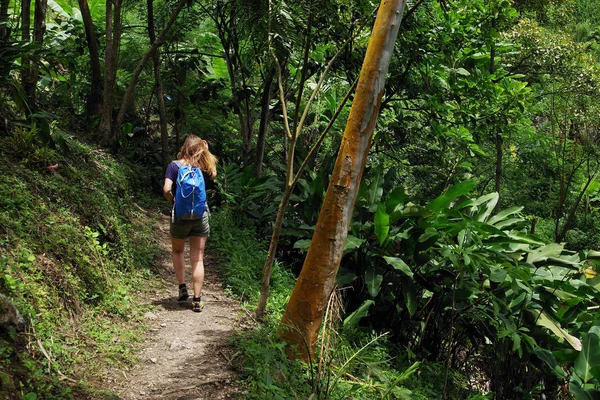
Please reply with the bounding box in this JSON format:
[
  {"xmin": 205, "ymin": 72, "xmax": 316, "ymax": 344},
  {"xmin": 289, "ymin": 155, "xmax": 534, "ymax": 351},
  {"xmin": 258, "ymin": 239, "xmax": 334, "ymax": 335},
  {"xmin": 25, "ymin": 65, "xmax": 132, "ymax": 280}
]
[
  {"xmin": 210, "ymin": 210, "xmax": 493, "ymax": 399},
  {"xmin": 0, "ymin": 128, "xmax": 162, "ymax": 399}
]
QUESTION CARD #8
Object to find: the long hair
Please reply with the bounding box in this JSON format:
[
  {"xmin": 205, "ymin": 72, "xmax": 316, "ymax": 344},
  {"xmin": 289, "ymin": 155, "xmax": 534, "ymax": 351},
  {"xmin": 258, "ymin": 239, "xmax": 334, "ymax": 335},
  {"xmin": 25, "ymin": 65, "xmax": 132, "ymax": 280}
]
[{"xmin": 177, "ymin": 134, "xmax": 218, "ymax": 176}]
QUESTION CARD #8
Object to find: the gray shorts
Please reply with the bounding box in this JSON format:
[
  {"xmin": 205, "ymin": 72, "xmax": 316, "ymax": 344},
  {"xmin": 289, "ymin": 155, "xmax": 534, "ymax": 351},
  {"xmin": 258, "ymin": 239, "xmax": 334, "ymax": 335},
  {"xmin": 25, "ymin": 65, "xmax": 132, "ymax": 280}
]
[{"xmin": 170, "ymin": 214, "xmax": 210, "ymax": 239}]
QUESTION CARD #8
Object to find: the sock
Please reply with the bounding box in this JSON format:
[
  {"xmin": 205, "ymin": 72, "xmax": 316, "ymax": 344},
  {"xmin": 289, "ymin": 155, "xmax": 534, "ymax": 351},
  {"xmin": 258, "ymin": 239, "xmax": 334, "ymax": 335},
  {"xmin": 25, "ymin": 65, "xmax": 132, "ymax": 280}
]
[
  {"xmin": 179, "ymin": 283, "xmax": 186, "ymax": 289},
  {"xmin": 193, "ymin": 297, "xmax": 201, "ymax": 302}
]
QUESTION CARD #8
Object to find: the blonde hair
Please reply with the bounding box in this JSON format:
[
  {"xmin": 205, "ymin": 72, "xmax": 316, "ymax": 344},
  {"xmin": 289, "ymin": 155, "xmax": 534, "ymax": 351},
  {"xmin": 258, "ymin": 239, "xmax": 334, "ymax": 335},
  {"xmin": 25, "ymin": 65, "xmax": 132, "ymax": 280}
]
[{"xmin": 177, "ymin": 134, "xmax": 218, "ymax": 176}]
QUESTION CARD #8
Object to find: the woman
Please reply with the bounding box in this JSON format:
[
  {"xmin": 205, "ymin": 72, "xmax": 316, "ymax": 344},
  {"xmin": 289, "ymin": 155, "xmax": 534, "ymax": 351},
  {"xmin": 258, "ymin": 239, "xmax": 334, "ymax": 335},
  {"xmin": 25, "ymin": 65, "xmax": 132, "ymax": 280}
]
[{"xmin": 163, "ymin": 135, "xmax": 218, "ymax": 312}]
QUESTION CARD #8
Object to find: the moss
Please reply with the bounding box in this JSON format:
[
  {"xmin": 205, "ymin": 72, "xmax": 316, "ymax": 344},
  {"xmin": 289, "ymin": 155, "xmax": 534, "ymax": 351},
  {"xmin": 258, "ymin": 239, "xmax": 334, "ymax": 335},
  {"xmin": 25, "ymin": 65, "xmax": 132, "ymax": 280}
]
[{"xmin": 0, "ymin": 134, "xmax": 163, "ymax": 398}]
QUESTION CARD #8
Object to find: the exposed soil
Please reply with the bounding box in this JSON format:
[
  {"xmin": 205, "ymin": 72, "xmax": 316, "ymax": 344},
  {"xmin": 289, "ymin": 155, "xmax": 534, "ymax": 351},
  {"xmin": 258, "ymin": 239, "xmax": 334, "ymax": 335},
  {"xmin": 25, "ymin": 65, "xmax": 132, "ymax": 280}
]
[{"xmin": 110, "ymin": 214, "xmax": 249, "ymax": 400}]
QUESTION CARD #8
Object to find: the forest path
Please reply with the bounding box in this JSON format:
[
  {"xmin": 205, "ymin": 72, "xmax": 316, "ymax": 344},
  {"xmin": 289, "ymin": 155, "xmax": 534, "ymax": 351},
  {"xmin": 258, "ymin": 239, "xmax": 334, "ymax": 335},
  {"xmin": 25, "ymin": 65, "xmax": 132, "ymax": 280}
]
[{"xmin": 113, "ymin": 214, "xmax": 247, "ymax": 400}]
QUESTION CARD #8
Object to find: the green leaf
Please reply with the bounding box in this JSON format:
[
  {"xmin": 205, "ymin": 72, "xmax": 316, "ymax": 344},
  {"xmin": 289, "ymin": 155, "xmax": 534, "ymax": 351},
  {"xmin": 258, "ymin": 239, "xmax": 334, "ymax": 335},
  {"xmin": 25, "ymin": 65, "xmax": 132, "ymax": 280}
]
[
  {"xmin": 375, "ymin": 204, "xmax": 390, "ymax": 246},
  {"xmin": 526, "ymin": 243, "xmax": 565, "ymax": 264},
  {"xmin": 493, "ymin": 218, "xmax": 523, "ymax": 229},
  {"xmin": 336, "ymin": 268, "xmax": 357, "ymax": 286},
  {"xmin": 343, "ymin": 300, "xmax": 374, "ymax": 328},
  {"xmin": 570, "ymin": 386, "xmax": 600, "ymax": 400},
  {"xmin": 293, "ymin": 239, "xmax": 311, "ymax": 251},
  {"xmin": 455, "ymin": 67, "xmax": 471, "ymax": 76},
  {"xmin": 403, "ymin": 281, "xmax": 417, "ymax": 316},
  {"xmin": 426, "ymin": 181, "xmax": 477, "ymax": 212},
  {"xmin": 508, "ymin": 292, "xmax": 527, "ymax": 311},
  {"xmin": 591, "ymin": 366, "xmax": 600, "ymax": 383},
  {"xmin": 507, "ymin": 232, "xmax": 546, "ymax": 245},
  {"xmin": 368, "ymin": 167, "xmax": 384, "ymax": 208},
  {"xmin": 383, "ymin": 256, "xmax": 413, "ymax": 278},
  {"xmin": 48, "ymin": 0, "xmax": 72, "ymax": 18},
  {"xmin": 554, "ymin": 349, "xmax": 580, "ymax": 363},
  {"xmin": 365, "ymin": 268, "xmax": 383, "ymax": 297},
  {"xmin": 490, "ymin": 267, "xmax": 507, "ymax": 283},
  {"xmin": 575, "ymin": 326, "xmax": 600, "ymax": 383},
  {"xmin": 386, "ymin": 187, "xmax": 409, "ymax": 213},
  {"xmin": 344, "ymin": 235, "xmax": 365, "ymax": 253},
  {"xmin": 488, "ymin": 206, "xmax": 523, "ymax": 225},
  {"xmin": 534, "ymin": 310, "xmax": 582, "ymax": 350},
  {"xmin": 473, "ymin": 193, "xmax": 499, "ymax": 222},
  {"xmin": 585, "ymin": 180, "xmax": 600, "ymax": 195},
  {"xmin": 534, "ymin": 348, "xmax": 566, "ymax": 378}
]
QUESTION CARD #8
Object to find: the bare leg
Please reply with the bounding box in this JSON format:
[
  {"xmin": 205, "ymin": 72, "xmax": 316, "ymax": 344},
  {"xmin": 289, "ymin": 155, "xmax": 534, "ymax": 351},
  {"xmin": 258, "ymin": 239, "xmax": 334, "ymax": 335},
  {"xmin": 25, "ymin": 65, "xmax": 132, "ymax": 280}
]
[
  {"xmin": 189, "ymin": 236, "xmax": 206, "ymax": 298},
  {"xmin": 171, "ymin": 237, "xmax": 186, "ymax": 285}
]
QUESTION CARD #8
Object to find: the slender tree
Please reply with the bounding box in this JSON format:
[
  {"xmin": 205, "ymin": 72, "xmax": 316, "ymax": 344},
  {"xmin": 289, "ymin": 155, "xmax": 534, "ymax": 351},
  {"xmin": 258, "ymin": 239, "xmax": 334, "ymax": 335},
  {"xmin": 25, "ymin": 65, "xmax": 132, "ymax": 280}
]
[
  {"xmin": 98, "ymin": 0, "xmax": 123, "ymax": 144},
  {"xmin": 114, "ymin": 0, "xmax": 187, "ymax": 144},
  {"xmin": 255, "ymin": 0, "xmax": 360, "ymax": 318},
  {"xmin": 21, "ymin": 0, "xmax": 31, "ymax": 100},
  {"xmin": 200, "ymin": 0, "xmax": 274, "ymax": 165},
  {"xmin": 279, "ymin": 0, "xmax": 407, "ymax": 361},
  {"xmin": 255, "ymin": 65, "xmax": 276, "ymax": 177},
  {"xmin": 78, "ymin": 0, "xmax": 102, "ymax": 116},
  {"xmin": 0, "ymin": 0, "xmax": 10, "ymax": 41},
  {"xmin": 25, "ymin": 0, "xmax": 48, "ymax": 104},
  {"xmin": 147, "ymin": 0, "xmax": 169, "ymax": 169}
]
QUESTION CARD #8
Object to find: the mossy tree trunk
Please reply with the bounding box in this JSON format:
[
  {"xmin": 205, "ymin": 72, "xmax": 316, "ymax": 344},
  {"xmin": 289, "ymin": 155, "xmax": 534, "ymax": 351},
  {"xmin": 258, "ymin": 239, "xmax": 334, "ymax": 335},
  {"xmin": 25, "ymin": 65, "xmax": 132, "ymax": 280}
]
[{"xmin": 279, "ymin": 0, "xmax": 407, "ymax": 361}]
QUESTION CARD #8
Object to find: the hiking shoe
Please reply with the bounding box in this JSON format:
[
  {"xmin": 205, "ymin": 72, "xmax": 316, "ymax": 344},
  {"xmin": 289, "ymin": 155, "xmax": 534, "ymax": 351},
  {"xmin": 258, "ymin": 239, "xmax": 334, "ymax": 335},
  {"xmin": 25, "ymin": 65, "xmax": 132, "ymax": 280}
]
[
  {"xmin": 177, "ymin": 286, "xmax": 189, "ymax": 302},
  {"xmin": 192, "ymin": 300, "xmax": 204, "ymax": 313}
]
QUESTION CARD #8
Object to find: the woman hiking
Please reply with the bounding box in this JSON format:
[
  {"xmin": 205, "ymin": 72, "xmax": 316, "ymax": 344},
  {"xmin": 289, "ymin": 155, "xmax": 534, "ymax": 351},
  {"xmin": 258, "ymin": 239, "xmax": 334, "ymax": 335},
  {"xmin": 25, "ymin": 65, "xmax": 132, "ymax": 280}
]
[{"xmin": 163, "ymin": 135, "xmax": 218, "ymax": 312}]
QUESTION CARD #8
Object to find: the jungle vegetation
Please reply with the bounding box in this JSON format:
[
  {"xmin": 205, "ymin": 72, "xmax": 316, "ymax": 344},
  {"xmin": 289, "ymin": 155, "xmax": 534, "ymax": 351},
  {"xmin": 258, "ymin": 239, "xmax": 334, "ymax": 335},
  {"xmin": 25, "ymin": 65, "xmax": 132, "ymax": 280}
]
[{"xmin": 2, "ymin": 0, "xmax": 600, "ymax": 398}]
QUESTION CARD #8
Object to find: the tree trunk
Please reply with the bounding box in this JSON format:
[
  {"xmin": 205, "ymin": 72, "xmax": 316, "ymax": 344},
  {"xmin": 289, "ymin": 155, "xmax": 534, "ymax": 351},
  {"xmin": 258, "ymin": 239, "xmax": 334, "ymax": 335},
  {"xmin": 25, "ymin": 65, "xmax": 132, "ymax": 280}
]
[
  {"xmin": 98, "ymin": 0, "xmax": 123, "ymax": 145},
  {"xmin": 147, "ymin": 0, "xmax": 169, "ymax": 170},
  {"xmin": 27, "ymin": 0, "xmax": 48, "ymax": 105},
  {"xmin": 255, "ymin": 65, "xmax": 276, "ymax": 177},
  {"xmin": 21, "ymin": 0, "xmax": 32, "ymax": 102},
  {"xmin": 78, "ymin": 0, "xmax": 102, "ymax": 116},
  {"xmin": 255, "ymin": 186, "xmax": 293, "ymax": 317},
  {"xmin": 490, "ymin": 28, "xmax": 502, "ymax": 213},
  {"xmin": 115, "ymin": 0, "xmax": 187, "ymax": 144},
  {"xmin": 279, "ymin": 0, "xmax": 407, "ymax": 361},
  {"xmin": 494, "ymin": 133, "xmax": 502, "ymax": 209},
  {"xmin": 0, "ymin": 0, "xmax": 10, "ymax": 41},
  {"xmin": 255, "ymin": 47, "xmax": 357, "ymax": 320},
  {"xmin": 558, "ymin": 168, "xmax": 598, "ymax": 242},
  {"xmin": 215, "ymin": 5, "xmax": 256, "ymax": 166}
]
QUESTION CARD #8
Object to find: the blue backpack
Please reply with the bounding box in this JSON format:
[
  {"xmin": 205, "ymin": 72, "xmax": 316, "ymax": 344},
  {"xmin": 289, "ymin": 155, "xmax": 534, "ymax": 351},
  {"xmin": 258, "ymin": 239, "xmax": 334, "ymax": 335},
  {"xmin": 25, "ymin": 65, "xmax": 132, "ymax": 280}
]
[{"xmin": 173, "ymin": 161, "xmax": 207, "ymax": 220}]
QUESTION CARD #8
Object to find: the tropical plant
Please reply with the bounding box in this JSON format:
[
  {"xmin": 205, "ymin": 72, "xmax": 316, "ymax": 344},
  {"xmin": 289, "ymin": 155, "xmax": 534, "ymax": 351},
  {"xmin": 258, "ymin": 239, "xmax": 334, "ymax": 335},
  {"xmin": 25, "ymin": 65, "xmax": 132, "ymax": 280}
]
[{"xmin": 312, "ymin": 176, "xmax": 600, "ymax": 398}]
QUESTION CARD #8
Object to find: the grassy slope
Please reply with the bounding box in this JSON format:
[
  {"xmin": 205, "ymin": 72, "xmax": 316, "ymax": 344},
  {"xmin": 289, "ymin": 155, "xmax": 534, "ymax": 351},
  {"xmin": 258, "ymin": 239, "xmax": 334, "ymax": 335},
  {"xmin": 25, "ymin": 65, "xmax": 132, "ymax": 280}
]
[{"xmin": 0, "ymin": 130, "xmax": 163, "ymax": 399}]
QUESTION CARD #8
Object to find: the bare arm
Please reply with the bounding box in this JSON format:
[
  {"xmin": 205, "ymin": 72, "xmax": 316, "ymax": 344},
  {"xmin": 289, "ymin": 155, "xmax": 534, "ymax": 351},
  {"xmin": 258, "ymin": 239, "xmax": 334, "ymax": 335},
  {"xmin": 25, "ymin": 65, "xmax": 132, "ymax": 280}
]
[{"xmin": 163, "ymin": 178, "xmax": 174, "ymax": 203}]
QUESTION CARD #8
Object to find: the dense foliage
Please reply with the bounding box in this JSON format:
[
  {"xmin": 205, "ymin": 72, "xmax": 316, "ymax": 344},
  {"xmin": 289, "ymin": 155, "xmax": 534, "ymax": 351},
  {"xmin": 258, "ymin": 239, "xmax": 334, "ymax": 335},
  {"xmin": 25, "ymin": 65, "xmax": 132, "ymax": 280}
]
[{"xmin": 3, "ymin": 0, "xmax": 600, "ymax": 398}]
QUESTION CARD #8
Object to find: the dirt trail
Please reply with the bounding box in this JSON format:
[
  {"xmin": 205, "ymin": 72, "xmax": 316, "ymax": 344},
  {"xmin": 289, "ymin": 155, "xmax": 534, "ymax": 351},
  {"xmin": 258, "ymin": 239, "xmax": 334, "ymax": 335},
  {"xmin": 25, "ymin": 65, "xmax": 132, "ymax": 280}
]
[{"xmin": 113, "ymin": 214, "xmax": 247, "ymax": 400}]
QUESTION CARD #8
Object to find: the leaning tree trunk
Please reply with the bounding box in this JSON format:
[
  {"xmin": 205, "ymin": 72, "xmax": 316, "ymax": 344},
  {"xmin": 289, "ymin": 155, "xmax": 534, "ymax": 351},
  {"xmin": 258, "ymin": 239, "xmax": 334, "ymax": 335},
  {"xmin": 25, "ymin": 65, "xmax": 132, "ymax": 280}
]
[
  {"xmin": 279, "ymin": 0, "xmax": 407, "ymax": 361},
  {"xmin": 147, "ymin": 0, "xmax": 169, "ymax": 170},
  {"xmin": 114, "ymin": 0, "xmax": 187, "ymax": 145},
  {"xmin": 78, "ymin": 0, "xmax": 102, "ymax": 116},
  {"xmin": 98, "ymin": 0, "xmax": 123, "ymax": 145},
  {"xmin": 21, "ymin": 0, "xmax": 32, "ymax": 102}
]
